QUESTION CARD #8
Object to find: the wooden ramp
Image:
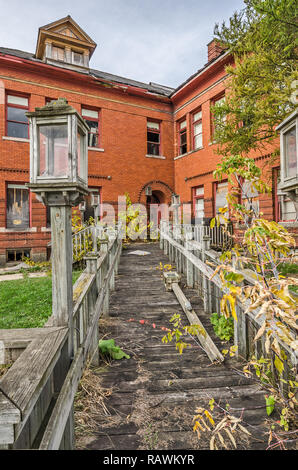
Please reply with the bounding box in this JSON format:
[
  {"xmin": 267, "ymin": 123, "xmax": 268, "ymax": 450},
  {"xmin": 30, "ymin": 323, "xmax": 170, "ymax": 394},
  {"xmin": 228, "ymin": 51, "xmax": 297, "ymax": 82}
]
[{"xmin": 75, "ymin": 243, "xmax": 269, "ymax": 450}]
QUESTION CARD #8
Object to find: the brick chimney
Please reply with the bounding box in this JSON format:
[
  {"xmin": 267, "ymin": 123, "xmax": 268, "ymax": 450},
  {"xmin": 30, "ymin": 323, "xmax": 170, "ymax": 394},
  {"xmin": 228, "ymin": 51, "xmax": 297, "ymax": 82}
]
[{"xmin": 207, "ymin": 39, "xmax": 225, "ymax": 62}]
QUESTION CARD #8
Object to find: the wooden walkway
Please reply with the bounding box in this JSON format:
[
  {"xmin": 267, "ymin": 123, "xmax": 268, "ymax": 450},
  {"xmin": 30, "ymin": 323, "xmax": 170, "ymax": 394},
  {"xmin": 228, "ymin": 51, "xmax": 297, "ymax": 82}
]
[{"xmin": 75, "ymin": 243, "xmax": 270, "ymax": 450}]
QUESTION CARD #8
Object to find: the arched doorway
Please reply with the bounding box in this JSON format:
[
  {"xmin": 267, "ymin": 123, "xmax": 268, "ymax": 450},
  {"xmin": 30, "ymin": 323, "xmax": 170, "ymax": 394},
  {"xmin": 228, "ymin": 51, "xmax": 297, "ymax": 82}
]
[{"xmin": 146, "ymin": 190, "xmax": 166, "ymax": 238}]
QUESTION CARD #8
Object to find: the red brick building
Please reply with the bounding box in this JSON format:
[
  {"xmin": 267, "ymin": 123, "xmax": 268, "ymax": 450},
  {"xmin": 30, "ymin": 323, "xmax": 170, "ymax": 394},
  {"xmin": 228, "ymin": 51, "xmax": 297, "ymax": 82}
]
[{"xmin": 0, "ymin": 16, "xmax": 295, "ymax": 265}]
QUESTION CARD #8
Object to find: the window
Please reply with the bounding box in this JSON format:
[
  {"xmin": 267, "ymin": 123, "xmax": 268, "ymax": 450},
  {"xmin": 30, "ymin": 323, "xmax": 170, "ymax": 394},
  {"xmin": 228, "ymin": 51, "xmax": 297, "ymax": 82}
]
[
  {"xmin": 214, "ymin": 181, "xmax": 229, "ymax": 218},
  {"xmin": 72, "ymin": 51, "xmax": 84, "ymax": 66},
  {"xmin": 192, "ymin": 110, "xmax": 203, "ymax": 150},
  {"xmin": 82, "ymin": 108, "xmax": 100, "ymax": 148},
  {"xmin": 212, "ymin": 94, "xmax": 226, "ymax": 138},
  {"xmin": 147, "ymin": 121, "xmax": 160, "ymax": 156},
  {"xmin": 6, "ymin": 94, "xmax": 29, "ymax": 139},
  {"xmin": 52, "ymin": 46, "xmax": 65, "ymax": 61},
  {"xmin": 284, "ymin": 125, "xmax": 296, "ymax": 179},
  {"xmin": 45, "ymin": 97, "xmax": 58, "ymax": 104},
  {"xmin": 241, "ymin": 179, "xmax": 259, "ymax": 217},
  {"xmin": 84, "ymin": 188, "xmax": 101, "ymax": 223},
  {"xmin": 273, "ymin": 168, "xmax": 296, "ymax": 222},
  {"xmin": 193, "ymin": 186, "xmax": 204, "ymax": 221},
  {"xmin": 179, "ymin": 119, "xmax": 187, "ymax": 155},
  {"xmin": 6, "ymin": 184, "xmax": 30, "ymax": 230}
]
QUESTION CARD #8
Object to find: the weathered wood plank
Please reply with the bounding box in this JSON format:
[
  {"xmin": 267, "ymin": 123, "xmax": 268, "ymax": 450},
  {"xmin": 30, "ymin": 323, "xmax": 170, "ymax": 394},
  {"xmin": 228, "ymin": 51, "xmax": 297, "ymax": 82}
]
[{"xmin": 39, "ymin": 347, "xmax": 84, "ymax": 450}]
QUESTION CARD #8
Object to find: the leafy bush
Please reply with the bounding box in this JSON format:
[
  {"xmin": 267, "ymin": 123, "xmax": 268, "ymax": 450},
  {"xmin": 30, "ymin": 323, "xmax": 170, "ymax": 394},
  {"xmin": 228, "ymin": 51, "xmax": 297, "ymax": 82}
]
[{"xmin": 210, "ymin": 313, "xmax": 234, "ymax": 341}]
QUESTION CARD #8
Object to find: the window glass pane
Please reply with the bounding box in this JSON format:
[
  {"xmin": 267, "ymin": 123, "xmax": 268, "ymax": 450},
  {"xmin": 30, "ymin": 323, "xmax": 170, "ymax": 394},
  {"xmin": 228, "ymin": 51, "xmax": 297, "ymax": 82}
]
[
  {"xmin": 147, "ymin": 121, "xmax": 159, "ymax": 130},
  {"xmin": 6, "ymin": 187, "xmax": 29, "ymax": 230},
  {"xmin": 77, "ymin": 129, "xmax": 86, "ymax": 181},
  {"xmin": 7, "ymin": 121, "xmax": 28, "ymax": 139},
  {"xmin": 285, "ymin": 127, "xmax": 296, "ymax": 178},
  {"xmin": 147, "ymin": 131, "xmax": 159, "ymax": 143},
  {"xmin": 7, "ymin": 106, "xmax": 28, "ymax": 123},
  {"xmin": 194, "ymin": 122, "xmax": 202, "ymax": 135},
  {"xmin": 73, "ymin": 52, "xmax": 83, "ymax": 65},
  {"xmin": 39, "ymin": 125, "xmax": 68, "ymax": 177},
  {"xmin": 180, "ymin": 132, "xmax": 187, "ymax": 145},
  {"xmin": 193, "ymin": 111, "xmax": 202, "ymax": 122},
  {"xmin": 242, "ymin": 180, "xmax": 258, "ymax": 199},
  {"xmin": 85, "ymin": 119, "xmax": 99, "ymax": 147},
  {"xmin": 180, "ymin": 120, "xmax": 187, "ymax": 130},
  {"xmin": 147, "ymin": 142, "xmax": 159, "ymax": 155},
  {"xmin": 195, "ymin": 187, "xmax": 204, "ymax": 197},
  {"xmin": 216, "ymin": 182, "xmax": 228, "ymax": 216},
  {"xmin": 195, "ymin": 198, "xmax": 204, "ymax": 219},
  {"xmin": 7, "ymin": 95, "xmax": 28, "ymax": 107},
  {"xmin": 194, "ymin": 134, "xmax": 202, "ymax": 149},
  {"xmin": 82, "ymin": 108, "xmax": 99, "ymax": 119}
]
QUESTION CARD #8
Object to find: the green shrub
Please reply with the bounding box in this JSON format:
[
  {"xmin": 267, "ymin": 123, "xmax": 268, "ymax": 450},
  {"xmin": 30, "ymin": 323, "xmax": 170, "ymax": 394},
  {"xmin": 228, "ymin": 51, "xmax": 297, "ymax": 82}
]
[{"xmin": 210, "ymin": 313, "xmax": 234, "ymax": 341}]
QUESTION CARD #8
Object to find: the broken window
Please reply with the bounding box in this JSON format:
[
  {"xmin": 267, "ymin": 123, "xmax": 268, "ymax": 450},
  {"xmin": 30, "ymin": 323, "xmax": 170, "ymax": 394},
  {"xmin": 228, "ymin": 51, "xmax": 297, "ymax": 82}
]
[
  {"xmin": 6, "ymin": 94, "xmax": 29, "ymax": 139},
  {"xmin": 72, "ymin": 51, "xmax": 84, "ymax": 66},
  {"xmin": 6, "ymin": 185, "xmax": 30, "ymax": 230},
  {"xmin": 179, "ymin": 119, "xmax": 187, "ymax": 155},
  {"xmin": 84, "ymin": 188, "xmax": 101, "ymax": 223},
  {"xmin": 82, "ymin": 108, "xmax": 100, "ymax": 148},
  {"xmin": 147, "ymin": 121, "xmax": 160, "ymax": 156}
]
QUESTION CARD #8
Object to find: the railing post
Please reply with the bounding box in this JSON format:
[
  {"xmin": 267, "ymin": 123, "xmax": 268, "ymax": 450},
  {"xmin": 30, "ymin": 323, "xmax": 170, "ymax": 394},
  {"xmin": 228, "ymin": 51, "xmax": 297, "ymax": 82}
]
[
  {"xmin": 201, "ymin": 235, "xmax": 212, "ymax": 313},
  {"xmin": 100, "ymin": 239, "xmax": 109, "ymax": 317},
  {"xmin": 185, "ymin": 231, "xmax": 194, "ymax": 287},
  {"xmin": 159, "ymin": 220, "xmax": 164, "ymax": 250}
]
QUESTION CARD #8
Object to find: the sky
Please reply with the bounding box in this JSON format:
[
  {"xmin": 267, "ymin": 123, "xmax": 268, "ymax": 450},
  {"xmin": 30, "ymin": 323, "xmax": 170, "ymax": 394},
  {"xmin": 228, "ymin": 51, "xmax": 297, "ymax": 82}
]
[{"xmin": 0, "ymin": 0, "xmax": 245, "ymax": 88}]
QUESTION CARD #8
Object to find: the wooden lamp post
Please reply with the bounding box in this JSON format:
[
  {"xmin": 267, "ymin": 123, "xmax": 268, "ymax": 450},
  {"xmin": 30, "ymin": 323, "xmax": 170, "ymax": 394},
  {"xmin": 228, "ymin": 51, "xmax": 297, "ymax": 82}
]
[{"xmin": 26, "ymin": 98, "xmax": 89, "ymax": 358}]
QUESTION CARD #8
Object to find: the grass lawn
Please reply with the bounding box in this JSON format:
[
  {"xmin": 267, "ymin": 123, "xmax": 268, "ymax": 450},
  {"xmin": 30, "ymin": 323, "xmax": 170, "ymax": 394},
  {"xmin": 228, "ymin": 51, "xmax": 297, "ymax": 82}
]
[{"xmin": 0, "ymin": 271, "xmax": 82, "ymax": 329}]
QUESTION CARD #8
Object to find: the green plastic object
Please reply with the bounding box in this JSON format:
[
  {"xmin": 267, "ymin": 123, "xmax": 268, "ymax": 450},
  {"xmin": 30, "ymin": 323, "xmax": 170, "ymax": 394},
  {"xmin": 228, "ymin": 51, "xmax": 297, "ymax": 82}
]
[{"xmin": 98, "ymin": 339, "xmax": 130, "ymax": 360}]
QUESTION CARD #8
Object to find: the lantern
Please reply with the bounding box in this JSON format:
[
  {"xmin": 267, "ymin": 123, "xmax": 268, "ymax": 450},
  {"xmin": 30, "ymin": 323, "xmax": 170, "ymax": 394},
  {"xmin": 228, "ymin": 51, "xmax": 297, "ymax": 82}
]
[{"xmin": 26, "ymin": 98, "xmax": 89, "ymax": 205}]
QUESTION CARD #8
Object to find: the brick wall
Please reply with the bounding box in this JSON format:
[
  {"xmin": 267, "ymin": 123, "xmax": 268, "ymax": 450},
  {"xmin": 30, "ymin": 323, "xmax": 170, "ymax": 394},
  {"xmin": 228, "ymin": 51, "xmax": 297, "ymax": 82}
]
[{"xmin": 0, "ymin": 58, "xmax": 174, "ymax": 263}]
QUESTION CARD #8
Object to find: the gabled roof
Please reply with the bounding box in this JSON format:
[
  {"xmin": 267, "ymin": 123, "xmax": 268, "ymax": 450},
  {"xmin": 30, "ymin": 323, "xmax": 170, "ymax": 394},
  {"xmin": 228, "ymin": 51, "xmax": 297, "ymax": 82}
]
[{"xmin": 35, "ymin": 15, "xmax": 97, "ymax": 60}]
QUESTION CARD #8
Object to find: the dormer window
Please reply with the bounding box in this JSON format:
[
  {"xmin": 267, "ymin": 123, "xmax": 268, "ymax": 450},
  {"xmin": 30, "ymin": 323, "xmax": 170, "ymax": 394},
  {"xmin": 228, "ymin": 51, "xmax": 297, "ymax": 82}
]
[
  {"xmin": 72, "ymin": 51, "xmax": 83, "ymax": 66},
  {"xmin": 35, "ymin": 16, "xmax": 97, "ymax": 69},
  {"xmin": 52, "ymin": 46, "xmax": 65, "ymax": 61}
]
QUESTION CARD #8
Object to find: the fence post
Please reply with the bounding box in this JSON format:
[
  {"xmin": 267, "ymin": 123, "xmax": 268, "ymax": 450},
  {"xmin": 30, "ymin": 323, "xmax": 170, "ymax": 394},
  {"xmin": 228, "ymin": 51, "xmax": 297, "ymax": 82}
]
[
  {"xmin": 99, "ymin": 239, "xmax": 109, "ymax": 317},
  {"xmin": 160, "ymin": 220, "xmax": 164, "ymax": 251},
  {"xmin": 185, "ymin": 231, "xmax": 194, "ymax": 287},
  {"xmin": 201, "ymin": 235, "xmax": 212, "ymax": 313}
]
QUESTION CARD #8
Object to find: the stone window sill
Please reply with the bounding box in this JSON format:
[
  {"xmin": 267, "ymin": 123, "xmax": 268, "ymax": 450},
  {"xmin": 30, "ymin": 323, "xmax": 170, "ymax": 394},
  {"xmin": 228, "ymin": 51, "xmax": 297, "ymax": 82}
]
[
  {"xmin": 88, "ymin": 147, "xmax": 105, "ymax": 152},
  {"xmin": 174, "ymin": 148, "xmax": 203, "ymax": 161},
  {"xmin": 2, "ymin": 136, "xmax": 29, "ymax": 143},
  {"xmin": 0, "ymin": 227, "xmax": 37, "ymax": 233},
  {"xmin": 145, "ymin": 154, "xmax": 166, "ymax": 160}
]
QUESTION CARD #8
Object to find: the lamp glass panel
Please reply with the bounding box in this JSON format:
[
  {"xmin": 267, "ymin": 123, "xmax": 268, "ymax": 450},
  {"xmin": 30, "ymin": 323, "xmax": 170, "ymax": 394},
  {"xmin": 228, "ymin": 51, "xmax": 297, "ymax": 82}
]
[{"xmin": 39, "ymin": 124, "xmax": 69, "ymax": 177}]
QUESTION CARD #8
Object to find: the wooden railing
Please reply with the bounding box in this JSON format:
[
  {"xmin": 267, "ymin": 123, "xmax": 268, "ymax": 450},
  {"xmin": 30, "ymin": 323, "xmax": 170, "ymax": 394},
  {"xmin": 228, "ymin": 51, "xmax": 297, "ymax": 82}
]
[
  {"xmin": 179, "ymin": 222, "xmax": 233, "ymax": 251},
  {"xmin": 160, "ymin": 221, "xmax": 297, "ymax": 386},
  {"xmin": 0, "ymin": 224, "xmax": 122, "ymax": 449}
]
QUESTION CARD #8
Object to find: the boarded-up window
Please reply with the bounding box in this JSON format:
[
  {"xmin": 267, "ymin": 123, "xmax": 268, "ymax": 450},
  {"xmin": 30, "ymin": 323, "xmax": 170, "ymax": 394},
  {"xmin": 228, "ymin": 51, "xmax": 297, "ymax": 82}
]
[
  {"xmin": 52, "ymin": 46, "xmax": 65, "ymax": 61},
  {"xmin": 6, "ymin": 185, "xmax": 29, "ymax": 230}
]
